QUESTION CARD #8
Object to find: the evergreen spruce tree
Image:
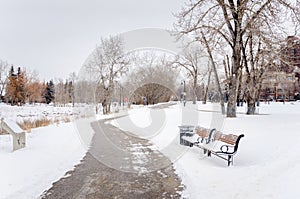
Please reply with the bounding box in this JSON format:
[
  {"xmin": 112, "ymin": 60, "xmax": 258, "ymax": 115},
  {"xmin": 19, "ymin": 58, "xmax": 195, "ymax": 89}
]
[
  {"xmin": 5, "ymin": 66, "xmax": 17, "ymax": 105},
  {"xmin": 9, "ymin": 65, "xmax": 14, "ymax": 76},
  {"xmin": 49, "ymin": 80, "xmax": 55, "ymax": 103},
  {"xmin": 43, "ymin": 80, "xmax": 55, "ymax": 104},
  {"xmin": 68, "ymin": 81, "xmax": 74, "ymax": 106}
]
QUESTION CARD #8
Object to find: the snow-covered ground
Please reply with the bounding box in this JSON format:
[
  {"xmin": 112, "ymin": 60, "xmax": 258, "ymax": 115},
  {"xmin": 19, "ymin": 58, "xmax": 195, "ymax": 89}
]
[
  {"xmin": 0, "ymin": 103, "xmax": 78, "ymax": 124},
  {"xmin": 0, "ymin": 121, "xmax": 93, "ymax": 199},
  {"xmin": 1, "ymin": 101, "xmax": 299, "ymax": 198},
  {"xmin": 110, "ymin": 101, "xmax": 300, "ymax": 199},
  {"xmin": 0, "ymin": 103, "xmax": 97, "ymax": 199}
]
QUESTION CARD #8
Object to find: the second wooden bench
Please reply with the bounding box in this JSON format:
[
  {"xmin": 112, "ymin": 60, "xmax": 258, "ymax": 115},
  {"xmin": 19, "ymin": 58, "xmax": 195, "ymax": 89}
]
[{"xmin": 181, "ymin": 126, "xmax": 244, "ymax": 166}]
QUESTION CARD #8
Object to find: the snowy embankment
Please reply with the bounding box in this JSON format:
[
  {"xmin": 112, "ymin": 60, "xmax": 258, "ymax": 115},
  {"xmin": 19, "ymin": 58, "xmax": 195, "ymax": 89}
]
[
  {"xmin": 0, "ymin": 104, "xmax": 95, "ymax": 199},
  {"xmin": 110, "ymin": 101, "xmax": 300, "ymax": 199},
  {"xmin": 0, "ymin": 103, "xmax": 78, "ymax": 124}
]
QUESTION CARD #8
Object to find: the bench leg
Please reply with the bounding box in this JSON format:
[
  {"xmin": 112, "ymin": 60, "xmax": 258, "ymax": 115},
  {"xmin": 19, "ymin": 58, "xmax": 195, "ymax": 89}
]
[
  {"xmin": 227, "ymin": 155, "xmax": 233, "ymax": 166},
  {"xmin": 203, "ymin": 149, "xmax": 207, "ymax": 154},
  {"xmin": 207, "ymin": 151, "xmax": 211, "ymax": 157}
]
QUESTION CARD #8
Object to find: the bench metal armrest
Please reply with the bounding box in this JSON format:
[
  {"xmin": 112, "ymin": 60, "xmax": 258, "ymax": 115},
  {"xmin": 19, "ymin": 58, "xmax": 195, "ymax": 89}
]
[
  {"xmin": 197, "ymin": 137, "xmax": 203, "ymax": 143},
  {"xmin": 217, "ymin": 144, "xmax": 235, "ymax": 154}
]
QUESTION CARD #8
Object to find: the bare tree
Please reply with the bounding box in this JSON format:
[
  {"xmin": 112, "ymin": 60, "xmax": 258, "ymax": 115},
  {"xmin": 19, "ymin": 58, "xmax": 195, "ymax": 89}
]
[
  {"xmin": 132, "ymin": 83, "xmax": 174, "ymax": 105},
  {"xmin": 125, "ymin": 52, "xmax": 178, "ymax": 105},
  {"xmin": 172, "ymin": 45, "xmax": 207, "ymax": 104},
  {"xmin": 84, "ymin": 35, "xmax": 130, "ymax": 114},
  {"xmin": 242, "ymin": 29, "xmax": 274, "ymax": 114},
  {"xmin": 239, "ymin": 7, "xmax": 298, "ymax": 114},
  {"xmin": 175, "ymin": 0, "xmax": 300, "ymax": 117},
  {"xmin": 23, "ymin": 69, "xmax": 44, "ymax": 104},
  {"xmin": 26, "ymin": 80, "xmax": 44, "ymax": 104},
  {"xmin": 203, "ymin": 62, "xmax": 212, "ymax": 104},
  {"xmin": 0, "ymin": 60, "xmax": 9, "ymax": 101},
  {"xmin": 200, "ymin": 31, "xmax": 226, "ymax": 114},
  {"xmin": 68, "ymin": 72, "xmax": 77, "ymax": 107},
  {"xmin": 74, "ymin": 80, "xmax": 95, "ymax": 104},
  {"xmin": 54, "ymin": 79, "xmax": 69, "ymax": 106}
]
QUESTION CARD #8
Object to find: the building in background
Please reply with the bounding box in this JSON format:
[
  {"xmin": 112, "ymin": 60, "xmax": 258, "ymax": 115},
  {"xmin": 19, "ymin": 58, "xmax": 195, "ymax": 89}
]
[
  {"xmin": 281, "ymin": 36, "xmax": 300, "ymax": 72},
  {"xmin": 260, "ymin": 72, "xmax": 297, "ymax": 102},
  {"xmin": 259, "ymin": 36, "xmax": 300, "ymax": 102},
  {"xmin": 280, "ymin": 36, "xmax": 300, "ymax": 85}
]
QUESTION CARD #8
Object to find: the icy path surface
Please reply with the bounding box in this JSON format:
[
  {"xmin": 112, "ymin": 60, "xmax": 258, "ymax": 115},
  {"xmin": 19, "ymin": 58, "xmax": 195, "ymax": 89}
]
[{"xmin": 40, "ymin": 119, "xmax": 182, "ymax": 198}]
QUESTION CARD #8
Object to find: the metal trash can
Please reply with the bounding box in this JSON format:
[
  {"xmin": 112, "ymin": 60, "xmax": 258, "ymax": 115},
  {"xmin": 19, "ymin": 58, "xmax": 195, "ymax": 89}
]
[{"xmin": 179, "ymin": 125, "xmax": 194, "ymax": 146}]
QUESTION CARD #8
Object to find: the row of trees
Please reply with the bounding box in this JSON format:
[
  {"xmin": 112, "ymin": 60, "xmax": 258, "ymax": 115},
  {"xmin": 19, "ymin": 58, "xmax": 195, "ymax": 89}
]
[
  {"xmin": 2, "ymin": 37, "xmax": 209, "ymax": 113},
  {"xmin": 72, "ymin": 0, "xmax": 300, "ymax": 117},
  {"xmin": 80, "ymin": 37, "xmax": 181, "ymax": 114},
  {"xmin": 0, "ymin": 63, "xmax": 76, "ymax": 106},
  {"xmin": 4, "ymin": 0, "xmax": 300, "ymax": 117},
  {"xmin": 78, "ymin": 34, "xmax": 246, "ymax": 115},
  {"xmin": 174, "ymin": 0, "xmax": 300, "ymax": 116}
]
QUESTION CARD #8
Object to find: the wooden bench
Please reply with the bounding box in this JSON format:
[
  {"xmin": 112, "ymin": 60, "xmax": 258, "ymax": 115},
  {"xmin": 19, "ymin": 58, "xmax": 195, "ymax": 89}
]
[{"xmin": 182, "ymin": 126, "xmax": 244, "ymax": 166}]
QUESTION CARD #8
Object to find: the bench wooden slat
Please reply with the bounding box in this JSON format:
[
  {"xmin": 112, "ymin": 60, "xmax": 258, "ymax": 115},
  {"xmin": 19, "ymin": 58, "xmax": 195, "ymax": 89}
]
[
  {"xmin": 213, "ymin": 131, "xmax": 222, "ymax": 141},
  {"xmin": 195, "ymin": 128, "xmax": 210, "ymax": 138},
  {"xmin": 218, "ymin": 134, "xmax": 238, "ymax": 145}
]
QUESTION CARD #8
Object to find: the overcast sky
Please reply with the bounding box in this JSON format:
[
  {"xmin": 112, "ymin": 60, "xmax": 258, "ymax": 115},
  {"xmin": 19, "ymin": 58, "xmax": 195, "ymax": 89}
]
[{"xmin": 0, "ymin": 0, "xmax": 183, "ymax": 80}]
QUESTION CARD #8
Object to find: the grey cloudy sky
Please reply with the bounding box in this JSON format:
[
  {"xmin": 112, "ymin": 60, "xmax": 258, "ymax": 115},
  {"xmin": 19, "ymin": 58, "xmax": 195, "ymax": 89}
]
[{"xmin": 0, "ymin": 0, "xmax": 183, "ymax": 80}]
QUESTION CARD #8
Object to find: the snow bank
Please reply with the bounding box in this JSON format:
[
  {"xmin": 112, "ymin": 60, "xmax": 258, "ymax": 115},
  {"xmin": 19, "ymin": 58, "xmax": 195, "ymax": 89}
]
[{"xmin": 0, "ymin": 119, "xmax": 94, "ymax": 199}]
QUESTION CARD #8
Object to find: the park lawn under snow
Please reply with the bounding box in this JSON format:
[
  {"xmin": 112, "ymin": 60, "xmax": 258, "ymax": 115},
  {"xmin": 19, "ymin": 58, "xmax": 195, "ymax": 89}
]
[
  {"xmin": 0, "ymin": 103, "xmax": 147, "ymax": 199},
  {"xmin": 110, "ymin": 101, "xmax": 300, "ymax": 199},
  {"xmin": 0, "ymin": 123, "xmax": 82, "ymax": 199},
  {"xmin": 1, "ymin": 102, "xmax": 299, "ymax": 198},
  {"xmin": 0, "ymin": 103, "xmax": 97, "ymax": 199}
]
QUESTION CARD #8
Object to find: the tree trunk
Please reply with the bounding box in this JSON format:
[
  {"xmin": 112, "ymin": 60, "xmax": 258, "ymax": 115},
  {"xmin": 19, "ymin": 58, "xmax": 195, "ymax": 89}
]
[
  {"xmin": 227, "ymin": 41, "xmax": 242, "ymax": 117},
  {"xmin": 245, "ymin": 86, "xmax": 258, "ymax": 115},
  {"xmin": 203, "ymin": 85, "xmax": 209, "ymax": 105},
  {"xmin": 247, "ymin": 98, "xmax": 256, "ymax": 115},
  {"xmin": 236, "ymin": 69, "xmax": 243, "ymax": 107},
  {"xmin": 203, "ymin": 67, "xmax": 212, "ymax": 104},
  {"xmin": 227, "ymin": 76, "xmax": 237, "ymax": 117},
  {"xmin": 201, "ymin": 31, "xmax": 225, "ymax": 114},
  {"xmin": 107, "ymin": 102, "xmax": 111, "ymax": 113},
  {"xmin": 102, "ymin": 101, "xmax": 107, "ymax": 115},
  {"xmin": 212, "ymin": 62, "xmax": 226, "ymax": 115},
  {"xmin": 192, "ymin": 75, "xmax": 197, "ymax": 104}
]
